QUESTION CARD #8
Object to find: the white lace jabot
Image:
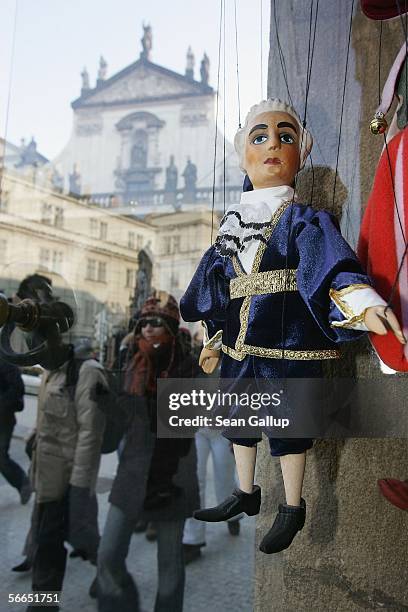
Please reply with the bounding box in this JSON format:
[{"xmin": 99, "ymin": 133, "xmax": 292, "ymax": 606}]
[{"xmin": 215, "ymin": 185, "xmax": 294, "ymax": 257}]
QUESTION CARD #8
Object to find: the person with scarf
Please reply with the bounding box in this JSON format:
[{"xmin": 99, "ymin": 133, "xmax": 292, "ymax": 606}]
[
  {"xmin": 180, "ymin": 98, "xmax": 405, "ymax": 555},
  {"xmin": 97, "ymin": 292, "xmax": 199, "ymax": 612}
]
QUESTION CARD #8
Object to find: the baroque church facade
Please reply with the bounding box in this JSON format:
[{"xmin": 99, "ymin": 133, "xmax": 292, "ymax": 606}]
[{"xmin": 52, "ymin": 26, "xmax": 242, "ymax": 215}]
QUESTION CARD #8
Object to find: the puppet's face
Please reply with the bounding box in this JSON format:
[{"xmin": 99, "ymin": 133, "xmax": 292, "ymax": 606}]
[{"xmin": 243, "ymin": 111, "xmax": 300, "ymax": 189}]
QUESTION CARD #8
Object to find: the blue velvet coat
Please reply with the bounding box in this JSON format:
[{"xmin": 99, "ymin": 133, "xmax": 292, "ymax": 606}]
[{"xmin": 180, "ymin": 201, "xmax": 371, "ymax": 380}]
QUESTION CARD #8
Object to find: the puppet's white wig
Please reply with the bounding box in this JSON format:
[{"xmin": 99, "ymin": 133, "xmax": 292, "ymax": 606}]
[{"xmin": 234, "ymin": 98, "xmax": 313, "ymax": 171}]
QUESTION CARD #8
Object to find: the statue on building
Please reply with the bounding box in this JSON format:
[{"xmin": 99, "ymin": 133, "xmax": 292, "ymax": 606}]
[
  {"xmin": 16, "ymin": 137, "xmax": 39, "ymax": 168},
  {"xmin": 97, "ymin": 56, "xmax": 108, "ymax": 82},
  {"xmin": 182, "ymin": 158, "xmax": 197, "ymax": 202},
  {"xmin": 51, "ymin": 166, "xmax": 64, "ymax": 192},
  {"xmin": 186, "ymin": 46, "xmax": 195, "ymax": 79},
  {"xmin": 130, "ymin": 131, "xmax": 148, "ymax": 169},
  {"xmin": 81, "ymin": 67, "xmax": 90, "ymax": 92},
  {"xmin": 164, "ymin": 155, "xmax": 178, "ymax": 206},
  {"xmin": 200, "ymin": 53, "xmax": 210, "ymax": 86},
  {"xmin": 131, "ymin": 251, "xmax": 152, "ymax": 317},
  {"xmin": 140, "ymin": 24, "xmax": 152, "ymax": 61},
  {"xmin": 165, "ymin": 155, "xmax": 178, "ymax": 191},
  {"xmin": 69, "ymin": 164, "xmax": 81, "ymax": 196}
]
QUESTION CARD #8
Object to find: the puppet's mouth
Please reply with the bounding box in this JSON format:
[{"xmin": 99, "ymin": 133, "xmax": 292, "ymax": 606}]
[{"xmin": 264, "ymin": 157, "xmax": 282, "ymax": 165}]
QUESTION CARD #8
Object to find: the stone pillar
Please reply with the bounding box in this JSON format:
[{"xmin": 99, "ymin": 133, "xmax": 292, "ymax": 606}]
[{"xmin": 254, "ymin": 2, "xmax": 408, "ymax": 610}]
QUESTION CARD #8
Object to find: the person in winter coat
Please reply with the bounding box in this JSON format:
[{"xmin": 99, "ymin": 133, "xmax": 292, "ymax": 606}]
[
  {"xmin": 0, "ymin": 358, "xmax": 31, "ymax": 503},
  {"xmin": 97, "ymin": 292, "xmax": 199, "ymax": 612},
  {"xmin": 27, "ymin": 339, "xmax": 106, "ymax": 611}
]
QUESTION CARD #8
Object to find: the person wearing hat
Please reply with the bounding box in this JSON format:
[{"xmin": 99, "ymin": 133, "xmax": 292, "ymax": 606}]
[
  {"xmin": 181, "ymin": 98, "xmax": 405, "ymax": 555},
  {"xmin": 97, "ymin": 291, "xmax": 199, "ymax": 612}
]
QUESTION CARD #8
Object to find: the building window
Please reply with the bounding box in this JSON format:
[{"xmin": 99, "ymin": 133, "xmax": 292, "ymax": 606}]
[
  {"xmin": 84, "ymin": 299, "xmax": 95, "ymax": 325},
  {"xmin": 163, "ymin": 236, "xmax": 171, "ymax": 255},
  {"xmin": 41, "ymin": 203, "xmax": 53, "ymax": 224},
  {"xmin": 98, "ymin": 261, "xmax": 107, "ymax": 282},
  {"xmin": 86, "ymin": 258, "xmax": 96, "ymax": 280},
  {"xmin": 170, "ymin": 272, "xmax": 179, "ymax": 289},
  {"xmin": 128, "ymin": 231, "xmax": 135, "ymax": 249},
  {"xmin": 137, "ymin": 234, "xmax": 143, "ymax": 249},
  {"xmin": 54, "ymin": 207, "xmax": 64, "ymax": 228},
  {"xmin": 126, "ymin": 269, "xmax": 135, "ymax": 288},
  {"xmin": 0, "ymin": 239, "xmax": 7, "ymax": 260},
  {"xmin": 51, "ymin": 251, "xmax": 63, "ymax": 274},
  {"xmin": 100, "ymin": 222, "xmax": 108, "ymax": 241},
  {"xmin": 0, "ymin": 191, "xmax": 9, "ymax": 212},
  {"xmin": 90, "ymin": 218, "xmax": 98, "ymax": 237},
  {"xmin": 162, "ymin": 235, "xmax": 181, "ymax": 255},
  {"xmin": 39, "ymin": 248, "xmax": 50, "ymax": 270},
  {"xmin": 173, "ymin": 236, "xmax": 181, "ymax": 253}
]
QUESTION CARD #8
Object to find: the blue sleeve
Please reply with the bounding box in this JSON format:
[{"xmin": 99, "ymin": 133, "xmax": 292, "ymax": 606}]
[
  {"xmin": 296, "ymin": 210, "xmax": 372, "ymax": 343},
  {"xmin": 180, "ymin": 246, "xmax": 229, "ymax": 342}
]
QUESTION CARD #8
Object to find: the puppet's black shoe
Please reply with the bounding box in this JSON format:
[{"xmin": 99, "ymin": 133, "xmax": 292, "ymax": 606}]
[
  {"xmin": 259, "ymin": 498, "xmax": 306, "ymax": 554},
  {"xmin": 193, "ymin": 486, "xmax": 261, "ymax": 522}
]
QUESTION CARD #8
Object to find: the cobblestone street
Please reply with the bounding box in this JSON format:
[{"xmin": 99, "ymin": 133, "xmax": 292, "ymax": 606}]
[{"xmin": 0, "ymin": 397, "xmax": 255, "ymax": 612}]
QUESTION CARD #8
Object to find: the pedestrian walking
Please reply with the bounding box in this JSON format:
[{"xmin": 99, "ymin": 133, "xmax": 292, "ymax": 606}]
[
  {"xmin": 0, "ymin": 358, "xmax": 32, "ymax": 504},
  {"xmin": 183, "ymin": 428, "xmax": 242, "ymax": 563},
  {"xmin": 27, "ymin": 339, "xmax": 107, "ymax": 611},
  {"xmin": 97, "ymin": 292, "xmax": 199, "ymax": 612}
]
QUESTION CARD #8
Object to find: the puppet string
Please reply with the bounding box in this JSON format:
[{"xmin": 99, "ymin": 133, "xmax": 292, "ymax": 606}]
[
  {"xmin": 210, "ymin": 0, "xmax": 224, "ymax": 245},
  {"xmin": 223, "ymin": 0, "xmax": 226, "ymax": 216},
  {"xmin": 332, "ymin": 0, "xmax": 355, "ymax": 217},
  {"xmin": 279, "ymin": 0, "xmax": 319, "ymax": 376},
  {"xmin": 0, "ymin": 0, "xmax": 19, "ymax": 204},
  {"xmin": 234, "ymin": 0, "xmax": 242, "ymax": 127}
]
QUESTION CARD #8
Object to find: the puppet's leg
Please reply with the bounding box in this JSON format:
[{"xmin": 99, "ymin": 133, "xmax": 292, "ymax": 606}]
[
  {"xmin": 233, "ymin": 443, "xmax": 257, "ymax": 493},
  {"xmin": 280, "ymin": 452, "xmax": 306, "ymax": 505},
  {"xmin": 193, "ymin": 442, "xmax": 261, "ymax": 522},
  {"xmin": 259, "ymin": 452, "xmax": 306, "ymax": 555}
]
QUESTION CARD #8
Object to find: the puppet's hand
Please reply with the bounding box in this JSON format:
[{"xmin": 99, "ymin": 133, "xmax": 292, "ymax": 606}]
[
  {"xmin": 364, "ymin": 306, "xmax": 406, "ymax": 344},
  {"xmin": 199, "ymin": 347, "xmax": 220, "ymax": 374}
]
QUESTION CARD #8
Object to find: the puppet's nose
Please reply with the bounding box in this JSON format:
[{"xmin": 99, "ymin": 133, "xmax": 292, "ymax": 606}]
[{"xmin": 269, "ymin": 137, "xmax": 281, "ymax": 150}]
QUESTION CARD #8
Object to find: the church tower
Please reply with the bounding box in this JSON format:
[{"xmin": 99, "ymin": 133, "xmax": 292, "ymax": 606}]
[{"xmin": 52, "ymin": 25, "xmax": 241, "ymax": 214}]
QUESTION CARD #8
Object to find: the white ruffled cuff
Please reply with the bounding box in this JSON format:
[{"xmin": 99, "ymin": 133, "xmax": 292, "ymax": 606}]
[
  {"xmin": 201, "ymin": 321, "xmax": 223, "ymax": 350},
  {"xmin": 330, "ymin": 285, "xmax": 387, "ymax": 331}
]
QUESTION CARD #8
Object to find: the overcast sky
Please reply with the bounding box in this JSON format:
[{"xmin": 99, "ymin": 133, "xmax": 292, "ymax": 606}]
[{"xmin": 0, "ymin": 0, "xmax": 270, "ymax": 160}]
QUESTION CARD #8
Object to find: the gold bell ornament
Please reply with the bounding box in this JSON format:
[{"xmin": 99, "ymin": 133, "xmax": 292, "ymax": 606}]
[{"xmin": 370, "ymin": 112, "xmax": 388, "ymax": 135}]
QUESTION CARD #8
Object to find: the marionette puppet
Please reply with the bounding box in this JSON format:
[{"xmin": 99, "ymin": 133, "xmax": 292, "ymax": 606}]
[
  {"xmin": 358, "ymin": 0, "xmax": 408, "ymax": 372},
  {"xmin": 359, "ymin": 0, "xmax": 408, "ymax": 509},
  {"xmin": 180, "ymin": 98, "xmax": 405, "ymax": 554}
]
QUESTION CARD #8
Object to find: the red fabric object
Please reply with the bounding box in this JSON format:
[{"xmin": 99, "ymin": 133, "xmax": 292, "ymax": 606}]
[
  {"xmin": 358, "ymin": 128, "xmax": 408, "ymax": 371},
  {"xmin": 124, "ymin": 332, "xmax": 174, "ymax": 396},
  {"xmin": 361, "ymin": 0, "xmax": 408, "ymax": 20},
  {"xmin": 378, "ymin": 478, "xmax": 408, "ymax": 510}
]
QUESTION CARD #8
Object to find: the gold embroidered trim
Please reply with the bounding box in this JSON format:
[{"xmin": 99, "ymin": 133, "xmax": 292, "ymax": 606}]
[
  {"xmin": 331, "ymin": 308, "xmax": 368, "ymax": 329},
  {"xmin": 329, "ymin": 285, "xmax": 372, "ymax": 322},
  {"xmin": 222, "ymin": 344, "xmax": 341, "ymax": 361},
  {"xmin": 230, "ymin": 269, "xmax": 298, "ymax": 299},
  {"xmin": 232, "ymin": 256, "xmax": 244, "ymax": 277},
  {"xmin": 330, "ymin": 284, "xmax": 372, "ymax": 298},
  {"xmin": 235, "ymin": 201, "xmax": 292, "ymax": 353},
  {"xmin": 201, "ymin": 321, "xmax": 223, "ymax": 348}
]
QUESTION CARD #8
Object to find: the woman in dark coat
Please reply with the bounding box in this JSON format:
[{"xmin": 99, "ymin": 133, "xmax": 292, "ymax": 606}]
[{"xmin": 97, "ymin": 292, "xmax": 199, "ymax": 612}]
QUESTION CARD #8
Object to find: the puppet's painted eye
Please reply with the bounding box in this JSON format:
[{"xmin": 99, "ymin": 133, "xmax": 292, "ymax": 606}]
[
  {"xmin": 252, "ymin": 134, "xmax": 268, "ymax": 145},
  {"xmin": 280, "ymin": 133, "xmax": 295, "ymax": 144}
]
